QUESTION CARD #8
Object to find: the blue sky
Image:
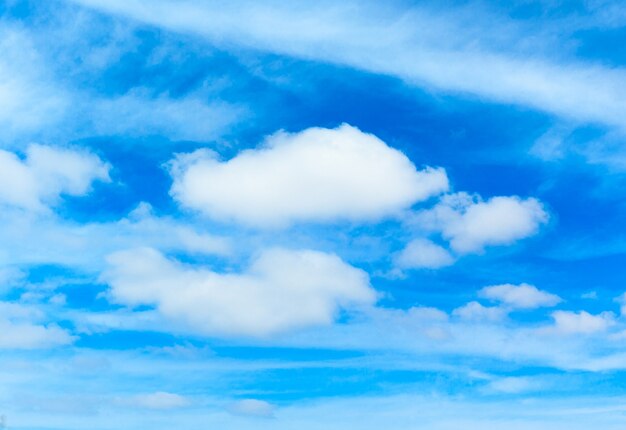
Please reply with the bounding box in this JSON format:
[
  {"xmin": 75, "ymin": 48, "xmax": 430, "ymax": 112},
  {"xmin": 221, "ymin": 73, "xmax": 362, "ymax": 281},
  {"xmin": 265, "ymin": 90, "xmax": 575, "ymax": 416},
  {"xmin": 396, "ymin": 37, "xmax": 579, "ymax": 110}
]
[{"xmin": 2, "ymin": 0, "xmax": 626, "ymax": 428}]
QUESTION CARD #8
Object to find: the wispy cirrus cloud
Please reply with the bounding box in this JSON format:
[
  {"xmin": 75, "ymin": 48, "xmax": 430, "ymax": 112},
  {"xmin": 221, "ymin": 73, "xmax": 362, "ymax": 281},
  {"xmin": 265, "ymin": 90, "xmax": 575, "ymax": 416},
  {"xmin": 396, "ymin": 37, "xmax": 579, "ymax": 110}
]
[{"xmin": 67, "ymin": 0, "xmax": 626, "ymax": 132}]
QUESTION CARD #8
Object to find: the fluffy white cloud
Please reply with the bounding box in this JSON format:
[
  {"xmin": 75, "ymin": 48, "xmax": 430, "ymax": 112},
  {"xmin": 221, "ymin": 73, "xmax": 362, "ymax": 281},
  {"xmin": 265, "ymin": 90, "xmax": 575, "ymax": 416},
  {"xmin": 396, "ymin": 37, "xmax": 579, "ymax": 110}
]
[
  {"xmin": 416, "ymin": 192, "xmax": 548, "ymax": 253},
  {"xmin": 394, "ymin": 238, "xmax": 454, "ymax": 270},
  {"xmin": 479, "ymin": 283, "xmax": 561, "ymax": 309},
  {"xmin": 102, "ymin": 247, "xmax": 377, "ymax": 337},
  {"xmin": 452, "ymin": 301, "xmax": 507, "ymax": 322},
  {"xmin": 0, "ymin": 144, "xmax": 110, "ymax": 211},
  {"xmin": 551, "ymin": 310, "xmax": 614, "ymax": 335},
  {"xmin": 169, "ymin": 124, "xmax": 448, "ymax": 227}
]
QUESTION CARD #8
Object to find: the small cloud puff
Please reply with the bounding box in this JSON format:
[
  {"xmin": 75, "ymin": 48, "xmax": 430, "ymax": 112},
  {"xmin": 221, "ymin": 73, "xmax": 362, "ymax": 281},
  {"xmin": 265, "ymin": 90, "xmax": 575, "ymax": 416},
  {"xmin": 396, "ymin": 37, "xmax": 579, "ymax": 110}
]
[
  {"xmin": 479, "ymin": 283, "xmax": 561, "ymax": 309},
  {"xmin": 394, "ymin": 238, "xmax": 454, "ymax": 270},
  {"xmin": 452, "ymin": 301, "xmax": 507, "ymax": 322}
]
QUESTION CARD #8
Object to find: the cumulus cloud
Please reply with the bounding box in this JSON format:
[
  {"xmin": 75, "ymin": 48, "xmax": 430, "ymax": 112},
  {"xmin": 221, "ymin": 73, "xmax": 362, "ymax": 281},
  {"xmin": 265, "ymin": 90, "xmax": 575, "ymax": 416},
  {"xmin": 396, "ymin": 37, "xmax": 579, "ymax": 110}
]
[
  {"xmin": 479, "ymin": 283, "xmax": 561, "ymax": 309},
  {"xmin": 550, "ymin": 310, "xmax": 614, "ymax": 335},
  {"xmin": 452, "ymin": 301, "xmax": 507, "ymax": 322},
  {"xmin": 0, "ymin": 144, "xmax": 110, "ymax": 211},
  {"xmin": 415, "ymin": 192, "xmax": 548, "ymax": 253},
  {"xmin": 102, "ymin": 247, "xmax": 377, "ymax": 337},
  {"xmin": 169, "ymin": 124, "xmax": 448, "ymax": 227},
  {"xmin": 394, "ymin": 238, "xmax": 455, "ymax": 270}
]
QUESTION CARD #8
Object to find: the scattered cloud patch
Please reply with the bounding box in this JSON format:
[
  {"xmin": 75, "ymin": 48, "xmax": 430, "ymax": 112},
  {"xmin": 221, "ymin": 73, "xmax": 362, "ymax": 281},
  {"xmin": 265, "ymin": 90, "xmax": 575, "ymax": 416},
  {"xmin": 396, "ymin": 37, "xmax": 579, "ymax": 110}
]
[
  {"xmin": 0, "ymin": 144, "xmax": 110, "ymax": 211},
  {"xmin": 416, "ymin": 192, "xmax": 549, "ymax": 253},
  {"xmin": 452, "ymin": 301, "xmax": 507, "ymax": 322},
  {"xmin": 550, "ymin": 310, "xmax": 614, "ymax": 335},
  {"xmin": 102, "ymin": 247, "xmax": 377, "ymax": 337},
  {"xmin": 479, "ymin": 283, "xmax": 561, "ymax": 309},
  {"xmin": 394, "ymin": 238, "xmax": 454, "ymax": 270},
  {"xmin": 170, "ymin": 124, "xmax": 448, "ymax": 227}
]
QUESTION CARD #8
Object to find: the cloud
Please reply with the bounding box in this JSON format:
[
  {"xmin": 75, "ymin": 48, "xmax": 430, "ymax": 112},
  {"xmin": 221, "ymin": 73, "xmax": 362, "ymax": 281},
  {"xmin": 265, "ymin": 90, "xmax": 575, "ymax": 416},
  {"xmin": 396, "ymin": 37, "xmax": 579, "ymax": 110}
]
[
  {"xmin": 169, "ymin": 124, "xmax": 448, "ymax": 227},
  {"xmin": 130, "ymin": 391, "xmax": 190, "ymax": 409},
  {"xmin": 0, "ymin": 320, "xmax": 73, "ymax": 349},
  {"xmin": 102, "ymin": 247, "xmax": 377, "ymax": 337},
  {"xmin": 550, "ymin": 310, "xmax": 615, "ymax": 335},
  {"xmin": 0, "ymin": 144, "xmax": 110, "ymax": 211},
  {"xmin": 0, "ymin": 302, "xmax": 74, "ymax": 349},
  {"xmin": 227, "ymin": 399, "xmax": 275, "ymax": 418},
  {"xmin": 394, "ymin": 238, "xmax": 454, "ymax": 270},
  {"xmin": 0, "ymin": 202, "xmax": 232, "ymax": 269},
  {"xmin": 415, "ymin": 192, "xmax": 548, "ymax": 253},
  {"xmin": 0, "ymin": 18, "xmax": 242, "ymax": 144},
  {"xmin": 67, "ymin": 0, "xmax": 626, "ymax": 132},
  {"xmin": 452, "ymin": 301, "xmax": 507, "ymax": 322},
  {"xmin": 479, "ymin": 283, "xmax": 561, "ymax": 309},
  {"xmin": 0, "ymin": 26, "xmax": 68, "ymax": 140},
  {"xmin": 87, "ymin": 91, "xmax": 243, "ymax": 142}
]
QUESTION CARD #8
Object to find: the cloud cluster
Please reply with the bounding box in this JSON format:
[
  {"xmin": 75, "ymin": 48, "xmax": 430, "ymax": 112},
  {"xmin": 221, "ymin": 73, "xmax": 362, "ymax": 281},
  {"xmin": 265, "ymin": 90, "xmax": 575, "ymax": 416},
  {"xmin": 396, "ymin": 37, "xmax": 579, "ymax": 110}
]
[
  {"xmin": 0, "ymin": 144, "xmax": 110, "ymax": 211},
  {"xmin": 414, "ymin": 192, "xmax": 549, "ymax": 254},
  {"xmin": 102, "ymin": 247, "xmax": 376, "ymax": 337},
  {"xmin": 170, "ymin": 124, "xmax": 448, "ymax": 227}
]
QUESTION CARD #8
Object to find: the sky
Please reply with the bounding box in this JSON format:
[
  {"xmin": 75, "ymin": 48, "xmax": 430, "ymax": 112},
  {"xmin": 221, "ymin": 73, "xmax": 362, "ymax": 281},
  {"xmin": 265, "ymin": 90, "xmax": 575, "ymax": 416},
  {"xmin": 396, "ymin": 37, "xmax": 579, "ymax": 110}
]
[{"xmin": 1, "ymin": 0, "xmax": 626, "ymax": 428}]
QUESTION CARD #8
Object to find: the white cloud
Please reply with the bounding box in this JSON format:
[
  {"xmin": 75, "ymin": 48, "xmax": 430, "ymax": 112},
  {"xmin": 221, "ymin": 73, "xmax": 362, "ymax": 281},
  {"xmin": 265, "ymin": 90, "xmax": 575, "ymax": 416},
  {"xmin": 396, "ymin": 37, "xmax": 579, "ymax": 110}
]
[
  {"xmin": 0, "ymin": 301, "xmax": 74, "ymax": 349},
  {"xmin": 67, "ymin": 0, "xmax": 626, "ymax": 132},
  {"xmin": 394, "ymin": 238, "xmax": 454, "ymax": 270},
  {"xmin": 130, "ymin": 392, "xmax": 190, "ymax": 409},
  {"xmin": 0, "ymin": 320, "xmax": 73, "ymax": 349},
  {"xmin": 0, "ymin": 27, "xmax": 68, "ymax": 140},
  {"xmin": 0, "ymin": 144, "xmax": 110, "ymax": 211},
  {"xmin": 479, "ymin": 283, "xmax": 561, "ymax": 309},
  {"xmin": 416, "ymin": 193, "xmax": 548, "ymax": 253},
  {"xmin": 452, "ymin": 301, "xmax": 507, "ymax": 322},
  {"xmin": 551, "ymin": 310, "xmax": 615, "ymax": 335},
  {"xmin": 102, "ymin": 247, "xmax": 377, "ymax": 337},
  {"xmin": 169, "ymin": 124, "xmax": 448, "ymax": 227},
  {"xmin": 0, "ymin": 18, "xmax": 242, "ymax": 144},
  {"xmin": 0, "ymin": 202, "xmax": 232, "ymax": 269},
  {"xmin": 227, "ymin": 399, "xmax": 275, "ymax": 418}
]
